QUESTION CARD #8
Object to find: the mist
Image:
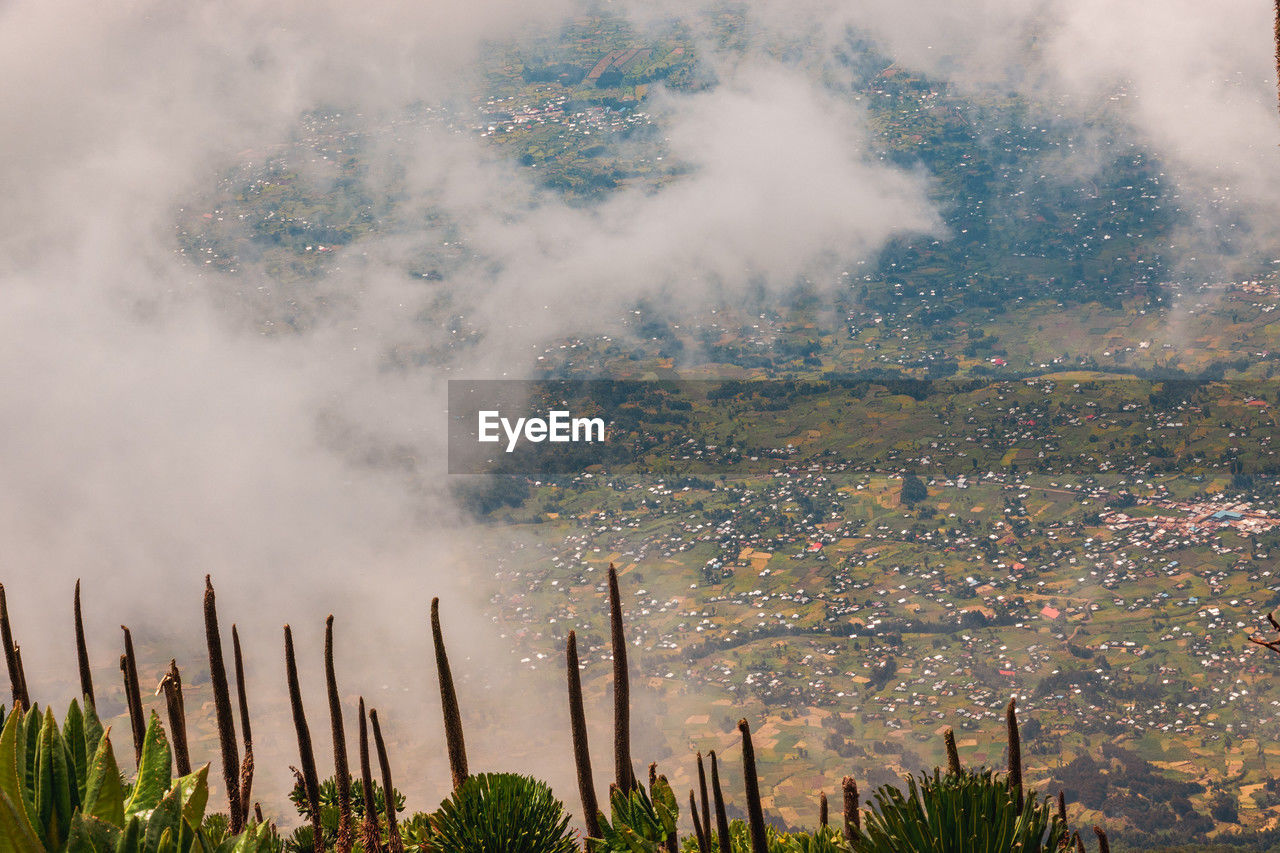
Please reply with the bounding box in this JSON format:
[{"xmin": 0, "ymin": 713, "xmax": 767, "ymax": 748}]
[{"xmin": 2, "ymin": 0, "xmax": 1278, "ymax": 833}]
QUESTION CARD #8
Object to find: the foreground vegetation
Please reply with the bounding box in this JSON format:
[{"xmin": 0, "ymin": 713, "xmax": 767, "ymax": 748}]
[{"xmin": 0, "ymin": 573, "xmax": 1109, "ymax": 852}]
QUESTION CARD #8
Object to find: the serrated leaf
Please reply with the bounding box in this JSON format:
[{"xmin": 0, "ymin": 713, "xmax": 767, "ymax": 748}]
[
  {"xmin": 144, "ymin": 785, "xmax": 183, "ymax": 853},
  {"xmin": 115, "ymin": 815, "xmax": 141, "ymax": 853},
  {"xmin": 32, "ymin": 710, "xmax": 56, "ymax": 846},
  {"xmin": 0, "ymin": 710, "xmax": 39, "ymax": 849},
  {"xmin": 84, "ymin": 727, "xmax": 125, "ymax": 827},
  {"xmin": 37, "ymin": 707, "xmax": 75, "ymax": 849},
  {"xmin": 174, "ymin": 765, "xmax": 209, "ymax": 840},
  {"xmin": 216, "ymin": 823, "xmax": 269, "ymax": 853},
  {"xmin": 124, "ymin": 713, "xmax": 171, "ymax": 818},
  {"xmin": 227, "ymin": 823, "xmax": 270, "ymax": 853},
  {"xmin": 18, "ymin": 705, "xmax": 39, "ymax": 831},
  {"xmin": 67, "ymin": 811, "xmax": 123, "ymax": 853},
  {"xmin": 0, "ymin": 787, "xmax": 43, "ymax": 853},
  {"xmin": 650, "ymin": 777, "xmax": 678, "ymax": 835},
  {"xmin": 81, "ymin": 703, "xmax": 106, "ymax": 762},
  {"xmin": 64, "ymin": 700, "xmax": 89, "ymax": 802},
  {"xmin": 63, "ymin": 701, "xmax": 85, "ymax": 778}
]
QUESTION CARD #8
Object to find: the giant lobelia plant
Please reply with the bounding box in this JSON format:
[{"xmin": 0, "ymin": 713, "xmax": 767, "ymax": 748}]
[
  {"xmin": 421, "ymin": 772, "xmax": 577, "ymax": 853},
  {"xmin": 594, "ymin": 775, "xmax": 679, "ymax": 852},
  {"xmin": 851, "ymin": 768, "xmax": 1068, "ymax": 853},
  {"xmin": 0, "ymin": 701, "xmax": 278, "ymax": 853}
]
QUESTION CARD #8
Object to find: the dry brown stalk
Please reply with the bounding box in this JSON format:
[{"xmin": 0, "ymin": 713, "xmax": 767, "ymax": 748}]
[
  {"xmin": 238, "ymin": 750, "xmax": 254, "ymax": 828},
  {"xmin": 0, "ymin": 584, "xmax": 29, "ymax": 709},
  {"xmin": 120, "ymin": 628, "xmax": 145, "ymax": 766},
  {"xmin": 358, "ymin": 698, "xmax": 383, "ymax": 853},
  {"xmin": 74, "ymin": 580, "xmax": 94, "ymax": 704},
  {"xmin": 737, "ymin": 719, "xmax": 768, "ymax": 853},
  {"xmin": 1274, "ymin": 1, "xmax": 1280, "ymax": 116},
  {"xmin": 566, "ymin": 630, "xmax": 601, "ymax": 846},
  {"xmin": 696, "ymin": 752, "xmax": 711, "ymax": 843},
  {"xmin": 158, "ymin": 659, "xmax": 191, "ymax": 776},
  {"xmin": 1006, "ymin": 697, "xmax": 1023, "ymax": 815},
  {"xmin": 607, "ymin": 565, "xmax": 636, "ymax": 791},
  {"xmin": 709, "ymin": 750, "xmax": 731, "ymax": 853},
  {"xmin": 284, "ymin": 624, "xmax": 322, "ymax": 851},
  {"xmin": 369, "ymin": 709, "xmax": 404, "ymax": 853},
  {"xmin": 204, "ymin": 576, "xmax": 243, "ymax": 832},
  {"xmin": 11, "ymin": 645, "xmax": 29, "ymax": 712},
  {"xmin": 689, "ymin": 789, "xmax": 709, "ymax": 853},
  {"xmin": 944, "ymin": 727, "xmax": 961, "ymax": 775},
  {"xmin": 430, "ymin": 597, "xmax": 468, "ymax": 789},
  {"xmin": 232, "ymin": 625, "xmax": 254, "ymax": 826},
  {"xmin": 324, "ymin": 616, "xmax": 353, "ymax": 853},
  {"xmin": 842, "ymin": 776, "xmax": 860, "ymax": 846}
]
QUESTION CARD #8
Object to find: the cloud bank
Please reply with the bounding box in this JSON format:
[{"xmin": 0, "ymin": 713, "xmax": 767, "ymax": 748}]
[{"xmin": 1, "ymin": 0, "xmax": 1276, "ymax": 821}]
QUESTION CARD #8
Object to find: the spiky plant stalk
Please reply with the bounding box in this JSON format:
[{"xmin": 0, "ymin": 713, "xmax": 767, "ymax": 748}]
[
  {"xmin": 121, "ymin": 627, "xmax": 145, "ymax": 765},
  {"xmin": 1006, "ymin": 697, "xmax": 1023, "ymax": 815},
  {"xmin": 709, "ymin": 751, "xmax": 730, "ymax": 853},
  {"xmin": 648, "ymin": 763, "xmax": 657, "ymax": 792},
  {"xmin": 1093, "ymin": 826, "xmax": 1109, "ymax": 853},
  {"xmin": 737, "ymin": 719, "xmax": 768, "ymax": 853},
  {"xmin": 819, "ymin": 791, "xmax": 828, "ymax": 827},
  {"xmin": 565, "ymin": 630, "xmax": 601, "ymax": 846},
  {"xmin": 370, "ymin": 709, "xmax": 404, "ymax": 853},
  {"xmin": 232, "ymin": 626, "xmax": 253, "ymax": 743},
  {"xmin": 1057, "ymin": 790, "xmax": 1067, "ymax": 825},
  {"xmin": 430, "ymin": 597, "xmax": 468, "ymax": 790},
  {"xmin": 159, "ymin": 659, "xmax": 192, "ymax": 776},
  {"xmin": 689, "ymin": 789, "xmax": 709, "ymax": 853},
  {"xmin": 284, "ymin": 624, "xmax": 322, "ymax": 851},
  {"xmin": 696, "ymin": 752, "xmax": 711, "ymax": 844},
  {"xmin": 12, "ymin": 645, "xmax": 29, "ymax": 711},
  {"xmin": 1274, "ymin": 0, "xmax": 1280, "ymax": 115},
  {"xmin": 325, "ymin": 616, "xmax": 354, "ymax": 853},
  {"xmin": 74, "ymin": 580, "xmax": 94, "ymax": 705},
  {"xmin": 358, "ymin": 698, "xmax": 382, "ymax": 853},
  {"xmin": 944, "ymin": 727, "xmax": 961, "ymax": 776},
  {"xmin": 842, "ymin": 776, "xmax": 859, "ymax": 847},
  {"xmin": 118, "ymin": 656, "xmax": 132, "ymax": 737},
  {"xmin": 0, "ymin": 584, "xmax": 29, "ymax": 709},
  {"xmin": 204, "ymin": 576, "xmax": 243, "ymax": 832},
  {"xmin": 232, "ymin": 625, "xmax": 254, "ymax": 826},
  {"xmin": 238, "ymin": 749, "xmax": 255, "ymax": 833},
  {"xmin": 607, "ymin": 565, "xmax": 636, "ymax": 791}
]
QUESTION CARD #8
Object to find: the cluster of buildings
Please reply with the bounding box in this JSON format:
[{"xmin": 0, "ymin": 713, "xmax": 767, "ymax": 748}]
[
  {"xmin": 473, "ymin": 91, "xmax": 652, "ymax": 139},
  {"xmin": 485, "ymin": 451, "xmax": 1280, "ymax": 756},
  {"xmin": 1104, "ymin": 498, "xmax": 1279, "ymax": 543}
]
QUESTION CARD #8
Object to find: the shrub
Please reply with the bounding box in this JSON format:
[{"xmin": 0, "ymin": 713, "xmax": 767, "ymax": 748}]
[
  {"xmin": 853, "ymin": 768, "xmax": 1069, "ymax": 853},
  {"xmin": 423, "ymin": 772, "xmax": 576, "ymax": 853}
]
